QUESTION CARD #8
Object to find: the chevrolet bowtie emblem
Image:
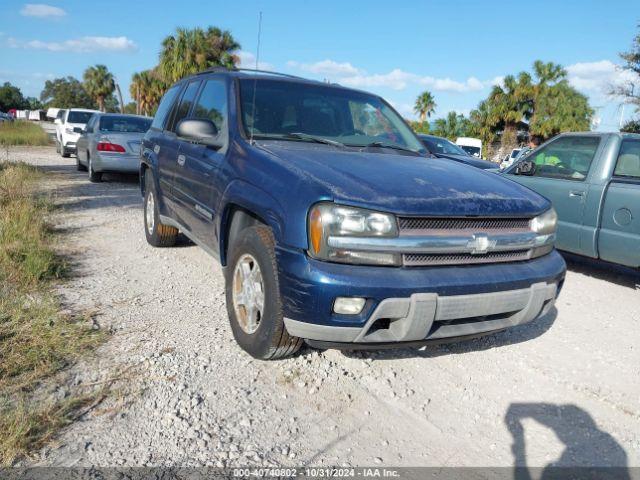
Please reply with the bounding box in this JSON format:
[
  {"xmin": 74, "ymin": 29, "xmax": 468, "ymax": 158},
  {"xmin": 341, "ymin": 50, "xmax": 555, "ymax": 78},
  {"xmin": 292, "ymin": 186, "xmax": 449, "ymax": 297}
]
[{"xmin": 467, "ymin": 234, "xmax": 497, "ymax": 254}]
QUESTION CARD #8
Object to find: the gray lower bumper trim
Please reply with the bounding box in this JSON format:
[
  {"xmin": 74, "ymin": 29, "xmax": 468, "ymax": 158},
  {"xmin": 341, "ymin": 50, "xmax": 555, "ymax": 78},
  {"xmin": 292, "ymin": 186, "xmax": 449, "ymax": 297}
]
[{"xmin": 284, "ymin": 282, "xmax": 557, "ymax": 344}]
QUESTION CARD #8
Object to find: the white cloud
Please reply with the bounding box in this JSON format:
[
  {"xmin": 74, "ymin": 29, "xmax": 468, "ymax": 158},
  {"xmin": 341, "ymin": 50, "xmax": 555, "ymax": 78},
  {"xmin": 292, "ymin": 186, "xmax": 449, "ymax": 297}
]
[
  {"xmin": 20, "ymin": 3, "xmax": 66, "ymax": 18},
  {"xmin": 236, "ymin": 51, "xmax": 273, "ymax": 71},
  {"xmin": 287, "ymin": 59, "xmax": 361, "ymax": 77},
  {"xmin": 8, "ymin": 36, "xmax": 137, "ymax": 53},
  {"xmin": 566, "ymin": 60, "xmax": 638, "ymax": 98},
  {"xmin": 287, "ymin": 60, "xmax": 491, "ymax": 93}
]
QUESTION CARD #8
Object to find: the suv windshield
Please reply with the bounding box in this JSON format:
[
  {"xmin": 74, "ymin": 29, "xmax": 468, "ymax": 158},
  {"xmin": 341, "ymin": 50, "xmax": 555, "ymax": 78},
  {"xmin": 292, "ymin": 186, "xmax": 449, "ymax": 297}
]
[
  {"xmin": 420, "ymin": 136, "xmax": 469, "ymax": 156},
  {"xmin": 99, "ymin": 116, "xmax": 151, "ymax": 133},
  {"xmin": 67, "ymin": 111, "xmax": 94, "ymax": 124},
  {"xmin": 239, "ymin": 79, "xmax": 425, "ymax": 153}
]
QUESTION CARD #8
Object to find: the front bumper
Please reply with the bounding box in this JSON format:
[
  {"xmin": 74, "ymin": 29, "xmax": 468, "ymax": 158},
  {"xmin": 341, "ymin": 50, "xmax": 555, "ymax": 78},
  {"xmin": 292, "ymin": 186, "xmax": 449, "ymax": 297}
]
[
  {"xmin": 285, "ymin": 281, "xmax": 557, "ymax": 344},
  {"xmin": 276, "ymin": 247, "xmax": 566, "ymax": 345}
]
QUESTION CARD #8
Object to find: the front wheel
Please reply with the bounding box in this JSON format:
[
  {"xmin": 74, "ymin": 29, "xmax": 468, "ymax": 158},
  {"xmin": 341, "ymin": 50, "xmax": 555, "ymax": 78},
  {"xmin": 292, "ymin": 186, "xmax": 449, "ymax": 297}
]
[{"xmin": 225, "ymin": 226, "xmax": 302, "ymax": 360}]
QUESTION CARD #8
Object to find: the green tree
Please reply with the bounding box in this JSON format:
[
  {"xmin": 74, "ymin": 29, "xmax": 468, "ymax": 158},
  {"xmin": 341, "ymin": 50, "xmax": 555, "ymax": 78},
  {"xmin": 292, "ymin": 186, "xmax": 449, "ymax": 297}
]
[
  {"xmin": 159, "ymin": 26, "xmax": 240, "ymax": 83},
  {"xmin": 414, "ymin": 91, "xmax": 436, "ymax": 125},
  {"xmin": 409, "ymin": 120, "xmax": 430, "ymax": 134},
  {"xmin": 83, "ymin": 65, "xmax": 115, "ymax": 112},
  {"xmin": 621, "ymin": 118, "xmax": 640, "ymax": 133},
  {"xmin": 615, "ymin": 22, "xmax": 640, "ymax": 110},
  {"xmin": 0, "ymin": 82, "xmax": 28, "ymax": 111},
  {"xmin": 487, "ymin": 72, "xmax": 532, "ymax": 150},
  {"xmin": 130, "ymin": 68, "xmax": 168, "ymax": 115},
  {"xmin": 432, "ymin": 111, "xmax": 472, "ymax": 140},
  {"xmin": 529, "ymin": 81, "xmax": 593, "ymax": 138},
  {"xmin": 40, "ymin": 77, "xmax": 96, "ymax": 109}
]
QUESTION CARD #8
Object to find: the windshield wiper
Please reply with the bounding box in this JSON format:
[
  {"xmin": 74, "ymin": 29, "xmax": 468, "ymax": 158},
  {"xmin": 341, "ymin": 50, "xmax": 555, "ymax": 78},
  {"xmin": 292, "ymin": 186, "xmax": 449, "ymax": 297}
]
[
  {"xmin": 285, "ymin": 132, "xmax": 346, "ymax": 148},
  {"xmin": 359, "ymin": 141, "xmax": 421, "ymax": 155}
]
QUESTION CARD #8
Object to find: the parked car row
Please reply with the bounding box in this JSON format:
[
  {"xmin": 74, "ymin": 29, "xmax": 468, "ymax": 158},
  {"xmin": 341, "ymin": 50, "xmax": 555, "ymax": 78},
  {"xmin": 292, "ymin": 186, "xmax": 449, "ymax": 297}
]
[{"xmin": 54, "ymin": 108, "xmax": 152, "ymax": 182}]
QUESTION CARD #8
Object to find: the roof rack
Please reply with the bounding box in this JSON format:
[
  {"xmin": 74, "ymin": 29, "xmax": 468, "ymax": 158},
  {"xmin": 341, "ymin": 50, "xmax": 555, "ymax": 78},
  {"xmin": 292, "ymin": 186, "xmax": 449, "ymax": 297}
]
[{"xmin": 197, "ymin": 66, "xmax": 308, "ymax": 81}]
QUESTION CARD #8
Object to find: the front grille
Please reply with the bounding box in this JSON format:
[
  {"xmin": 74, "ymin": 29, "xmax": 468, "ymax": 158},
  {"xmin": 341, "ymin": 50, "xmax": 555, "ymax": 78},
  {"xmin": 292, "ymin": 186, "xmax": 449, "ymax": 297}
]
[
  {"xmin": 403, "ymin": 250, "xmax": 531, "ymax": 267},
  {"xmin": 398, "ymin": 217, "xmax": 531, "ymax": 233}
]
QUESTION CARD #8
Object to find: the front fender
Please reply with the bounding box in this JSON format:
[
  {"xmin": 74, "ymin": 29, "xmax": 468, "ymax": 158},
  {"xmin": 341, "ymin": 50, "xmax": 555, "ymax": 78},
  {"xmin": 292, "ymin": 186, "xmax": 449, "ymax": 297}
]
[{"xmin": 218, "ymin": 179, "xmax": 289, "ymax": 263}]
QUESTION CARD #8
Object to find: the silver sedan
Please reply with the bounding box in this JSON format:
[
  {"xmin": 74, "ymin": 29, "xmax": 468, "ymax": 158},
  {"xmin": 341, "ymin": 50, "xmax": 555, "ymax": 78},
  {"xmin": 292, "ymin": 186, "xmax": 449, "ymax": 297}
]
[{"xmin": 76, "ymin": 113, "xmax": 152, "ymax": 182}]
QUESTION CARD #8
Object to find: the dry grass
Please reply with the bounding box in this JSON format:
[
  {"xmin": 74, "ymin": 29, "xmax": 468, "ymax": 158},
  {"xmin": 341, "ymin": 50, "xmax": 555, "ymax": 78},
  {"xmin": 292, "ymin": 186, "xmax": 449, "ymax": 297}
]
[
  {"xmin": 0, "ymin": 162, "xmax": 104, "ymax": 465},
  {"xmin": 0, "ymin": 121, "xmax": 51, "ymax": 147}
]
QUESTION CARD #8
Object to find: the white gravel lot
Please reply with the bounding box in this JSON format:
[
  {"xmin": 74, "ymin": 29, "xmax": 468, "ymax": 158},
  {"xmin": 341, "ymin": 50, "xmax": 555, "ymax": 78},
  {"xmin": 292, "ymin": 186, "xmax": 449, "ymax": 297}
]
[{"xmin": 7, "ymin": 146, "xmax": 640, "ymax": 469}]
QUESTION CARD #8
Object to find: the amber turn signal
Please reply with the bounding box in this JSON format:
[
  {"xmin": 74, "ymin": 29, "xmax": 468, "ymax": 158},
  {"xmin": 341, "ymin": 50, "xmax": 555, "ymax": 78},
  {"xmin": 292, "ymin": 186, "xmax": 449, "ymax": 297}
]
[{"xmin": 309, "ymin": 207, "xmax": 323, "ymax": 254}]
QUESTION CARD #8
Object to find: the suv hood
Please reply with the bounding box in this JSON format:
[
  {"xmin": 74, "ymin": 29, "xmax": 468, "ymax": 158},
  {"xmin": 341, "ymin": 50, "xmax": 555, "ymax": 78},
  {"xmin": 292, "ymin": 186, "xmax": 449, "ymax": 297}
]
[
  {"xmin": 436, "ymin": 153, "xmax": 498, "ymax": 170},
  {"xmin": 261, "ymin": 143, "xmax": 549, "ymax": 217}
]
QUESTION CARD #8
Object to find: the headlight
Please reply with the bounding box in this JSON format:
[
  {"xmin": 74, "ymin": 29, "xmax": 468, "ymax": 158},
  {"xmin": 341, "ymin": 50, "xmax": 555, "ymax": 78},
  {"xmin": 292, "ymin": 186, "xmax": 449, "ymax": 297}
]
[
  {"xmin": 308, "ymin": 203, "xmax": 400, "ymax": 266},
  {"xmin": 531, "ymin": 208, "xmax": 558, "ymax": 235}
]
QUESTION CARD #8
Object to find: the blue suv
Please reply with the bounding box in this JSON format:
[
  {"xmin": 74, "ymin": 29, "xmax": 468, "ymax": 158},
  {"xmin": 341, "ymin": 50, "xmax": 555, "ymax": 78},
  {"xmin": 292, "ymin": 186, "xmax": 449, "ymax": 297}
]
[{"xmin": 141, "ymin": 68, "xmax": 566, "ymax": 359}]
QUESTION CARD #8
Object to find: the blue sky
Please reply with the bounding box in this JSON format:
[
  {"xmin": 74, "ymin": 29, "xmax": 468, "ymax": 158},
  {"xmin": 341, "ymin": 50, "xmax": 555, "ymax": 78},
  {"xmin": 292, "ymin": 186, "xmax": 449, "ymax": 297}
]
[{"xmin": 1, "ymin": 0, "xmax": 638, "ymax": 130}]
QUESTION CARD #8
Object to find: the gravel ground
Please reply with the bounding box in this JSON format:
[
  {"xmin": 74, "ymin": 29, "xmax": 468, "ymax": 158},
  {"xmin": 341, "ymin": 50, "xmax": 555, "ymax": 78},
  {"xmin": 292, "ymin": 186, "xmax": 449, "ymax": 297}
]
[{"xmin": 7, "ymin": 146, "xmax": 640, "ymax": 469}]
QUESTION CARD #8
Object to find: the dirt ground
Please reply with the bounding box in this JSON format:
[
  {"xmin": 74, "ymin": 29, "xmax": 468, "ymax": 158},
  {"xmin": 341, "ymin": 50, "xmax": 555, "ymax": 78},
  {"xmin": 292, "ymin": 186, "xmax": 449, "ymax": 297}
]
[{"xmin": 7, "ymin": 146, "xmax": 640, "ymax": 469}]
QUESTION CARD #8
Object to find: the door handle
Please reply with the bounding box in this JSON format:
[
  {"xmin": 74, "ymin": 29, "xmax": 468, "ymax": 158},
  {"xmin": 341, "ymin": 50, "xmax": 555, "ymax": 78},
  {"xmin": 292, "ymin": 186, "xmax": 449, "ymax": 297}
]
[
  {"xmin": 177, "ymin": 154, "xmax": 186, "ymax": 167},
  {"xmin": 569, "ymin": 191, "xmax": 584, "ymax": 197}
]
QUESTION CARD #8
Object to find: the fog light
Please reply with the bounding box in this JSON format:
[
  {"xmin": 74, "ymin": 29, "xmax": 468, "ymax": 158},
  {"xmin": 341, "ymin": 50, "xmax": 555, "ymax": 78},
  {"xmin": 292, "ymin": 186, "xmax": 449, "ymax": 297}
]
[{"xmin": 333, "ymin": 297, "xmax": 366, "ymax": 315}]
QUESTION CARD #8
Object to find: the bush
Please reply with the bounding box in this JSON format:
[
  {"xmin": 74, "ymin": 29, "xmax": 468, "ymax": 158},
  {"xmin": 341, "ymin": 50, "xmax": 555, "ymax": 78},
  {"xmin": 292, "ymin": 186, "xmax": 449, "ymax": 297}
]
[{"xmin": 0, "ymin": 121, "xmax": 51, "ymax": 147}]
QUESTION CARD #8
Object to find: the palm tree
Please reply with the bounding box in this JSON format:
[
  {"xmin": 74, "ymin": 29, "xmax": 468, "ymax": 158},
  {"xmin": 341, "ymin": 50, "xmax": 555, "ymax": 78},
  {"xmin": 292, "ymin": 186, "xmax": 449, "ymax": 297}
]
[
  {"xmin": 414, "ymin": 91, "xmax": 436, "ymax": 124},
  {"xmin": 159, "ymin": 27, "xmax": 240, "ymax": 83},
  {"xmin": 83, "ymin": 65, "xmax": 115, "ymax": 112},
  {"xmin": 130, "ymin": 69, "xmax": 167, "ymax": 116},
  {"xmin": 488, "ymin": 72, "xmax": 532, "ymax": 149}
]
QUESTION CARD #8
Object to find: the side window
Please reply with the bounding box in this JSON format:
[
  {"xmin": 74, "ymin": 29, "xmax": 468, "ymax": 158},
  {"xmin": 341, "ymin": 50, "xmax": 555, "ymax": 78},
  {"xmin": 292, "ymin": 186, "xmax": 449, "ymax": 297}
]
[
  {"xmin": 613, "ymin": 139, "xmax": 640, "ymax": 180},
  {"xmin": 530, "ymin": 136, "xmax": 600, "ymax": 181},
  {"xmin": 150, "ymin": 84, "xmax": 181, "ymax": 131},
  {"xmin": 169, "ymin": 81, "xmax": 201, "ymax": 132},
  {"xmin": 192, "ymin": 79, "xmax": 228, "ymax": 135}
]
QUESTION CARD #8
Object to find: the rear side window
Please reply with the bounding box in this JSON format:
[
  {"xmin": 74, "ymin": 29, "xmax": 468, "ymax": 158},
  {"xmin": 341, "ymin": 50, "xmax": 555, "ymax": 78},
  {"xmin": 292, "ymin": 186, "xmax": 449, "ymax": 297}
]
[
  {"xmin": 614, "ymin": 139, "xmax": 640, "ymax": 179},
  {"xmin": 150, "ymin": 84, "xmax": 181, "ymax": 131},
  {"xmin": 192, "ymin": 79, "xmax": 227, "ymax": 133},
  {"xmin": 530, "ymin": 136, "xmax": 600, "ymax": 181},
  {"xmin": 85, "ymin": 115, "xmax": 98, "ymax": 133},
  {"xmin": 99, "ymin": 116, "xmax": 152, "ymax": 133},
  {"xmin": 170, "ymin": 81, "xmax": 201, "ymax": 132}
]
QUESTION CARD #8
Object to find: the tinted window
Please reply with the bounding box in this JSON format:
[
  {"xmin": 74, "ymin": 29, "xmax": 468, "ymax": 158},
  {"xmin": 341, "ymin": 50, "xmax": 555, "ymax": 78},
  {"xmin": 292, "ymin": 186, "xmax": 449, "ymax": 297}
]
[
  {"xmin": 99, "ymin": 116, "xmax": 152, "ymax": 133},
  {"xmin": 614, "ymin": 139, "xmax": 640, "ymax": 179},
  {"xmin": 460, "ymin": 145, "xmax": 481, "ymax": 157},
  {"xmin": 529, "ymin": 136, "xmax": 600, "ymax": 181},
  {"xmin": 170, "ymin": 81, "xmax": 201, "ymax": 132},
  {"xmin": 238, "ymin": 79, "xmax": 425, "ymax": 153},
  {"xmin": 192, "ymin": 79, "xmax": 227, "ymax": 133},
  {"xmin": 150, "ymin": 84, "xmax": 181, "ymax": 131},
  {"xmin": 67, "ymin": 111, "xmax": 94, "ymax": 124},
  {"xmin": 420, "ymin": 136, "xmax": 469, "ymax": 155}
]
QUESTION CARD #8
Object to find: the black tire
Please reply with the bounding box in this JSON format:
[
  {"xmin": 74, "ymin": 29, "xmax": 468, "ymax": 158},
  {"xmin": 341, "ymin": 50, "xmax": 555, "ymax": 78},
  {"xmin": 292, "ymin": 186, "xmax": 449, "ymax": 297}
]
[
  {"xmin": 61, "ymin": 143, "xmax": 70, "ymax": 158},
  {"xmin": 143, "ymin": 173, "xmax": 178, "ymax": 247},
  {"xmin": 55, "ymin": 139, "xmax": 61, "ymax": 154},
  {"xmin": 88, "ymin": 154, "xmax": 102, "ymax": 183},
  {"xmin": 225, "ymin": 226, "xmax": 302, "ymax": 360},
  {"xmin": 76, "ymin": 156, "xmax": 87, "ymax": 172}
]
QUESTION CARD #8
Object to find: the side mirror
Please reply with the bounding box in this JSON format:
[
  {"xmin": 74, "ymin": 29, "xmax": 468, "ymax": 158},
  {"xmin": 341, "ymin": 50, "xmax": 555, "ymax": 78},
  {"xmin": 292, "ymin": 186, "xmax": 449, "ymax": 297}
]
[
  {"xmin": 515, "ymin": 160, "xmax": 535, "ymax": 176},
  {"xmin": 73, "ymin": 127, "xmax": 84, "ymax": 134},
  {"xmin": 176, "ymin": 118, "xmax": 223, "ymax": 148}
]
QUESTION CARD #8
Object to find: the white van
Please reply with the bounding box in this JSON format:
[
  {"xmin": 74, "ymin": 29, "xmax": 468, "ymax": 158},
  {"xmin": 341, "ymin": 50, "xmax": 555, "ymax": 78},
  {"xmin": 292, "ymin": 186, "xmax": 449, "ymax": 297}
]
[{"xmin": 455, "ymin": 137, "xmax": 482, "ymax": 158}]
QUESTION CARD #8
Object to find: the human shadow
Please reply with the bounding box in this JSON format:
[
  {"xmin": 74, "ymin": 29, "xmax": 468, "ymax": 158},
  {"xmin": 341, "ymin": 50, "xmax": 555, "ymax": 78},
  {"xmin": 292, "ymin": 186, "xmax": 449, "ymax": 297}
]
[
  {"xmin": 505, "ymin": 403, "xmax": 630, "ymax": 480},
  {"xmin": 337, "ymin": 307, "xmax": 558, "ymax": 361}
]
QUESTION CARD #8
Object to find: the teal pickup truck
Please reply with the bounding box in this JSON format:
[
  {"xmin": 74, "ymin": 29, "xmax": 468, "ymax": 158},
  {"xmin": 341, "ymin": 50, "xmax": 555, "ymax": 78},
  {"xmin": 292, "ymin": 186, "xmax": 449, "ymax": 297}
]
[{"xmin": 505, "ymin": 132, "xmax": 640, "ymax": 268}]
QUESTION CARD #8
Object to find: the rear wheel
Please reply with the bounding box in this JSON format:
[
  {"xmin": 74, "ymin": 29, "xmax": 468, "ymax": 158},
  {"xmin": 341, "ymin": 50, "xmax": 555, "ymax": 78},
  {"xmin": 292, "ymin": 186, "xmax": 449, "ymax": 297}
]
[
  {"xmin": 61, "ymin": 142, "xmax": 70, "ymax": 158},
  {"xmin": 143, "ymin": 173, "xmax": 178, "ymax": 247},
  {"xmin": 88, "ymin": 154, "xmax": 102, "ymax": 183},
  {"xmin": 225, "ymin": 226, "xmax": 302, "ymax": 360}
]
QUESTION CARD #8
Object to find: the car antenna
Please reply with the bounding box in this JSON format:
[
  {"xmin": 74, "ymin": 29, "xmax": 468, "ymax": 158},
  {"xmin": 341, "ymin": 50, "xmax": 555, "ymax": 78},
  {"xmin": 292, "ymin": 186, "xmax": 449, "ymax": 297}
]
[{"xmin": 249, "ymin": 11, "xmax": 262, "ymax": 146}]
